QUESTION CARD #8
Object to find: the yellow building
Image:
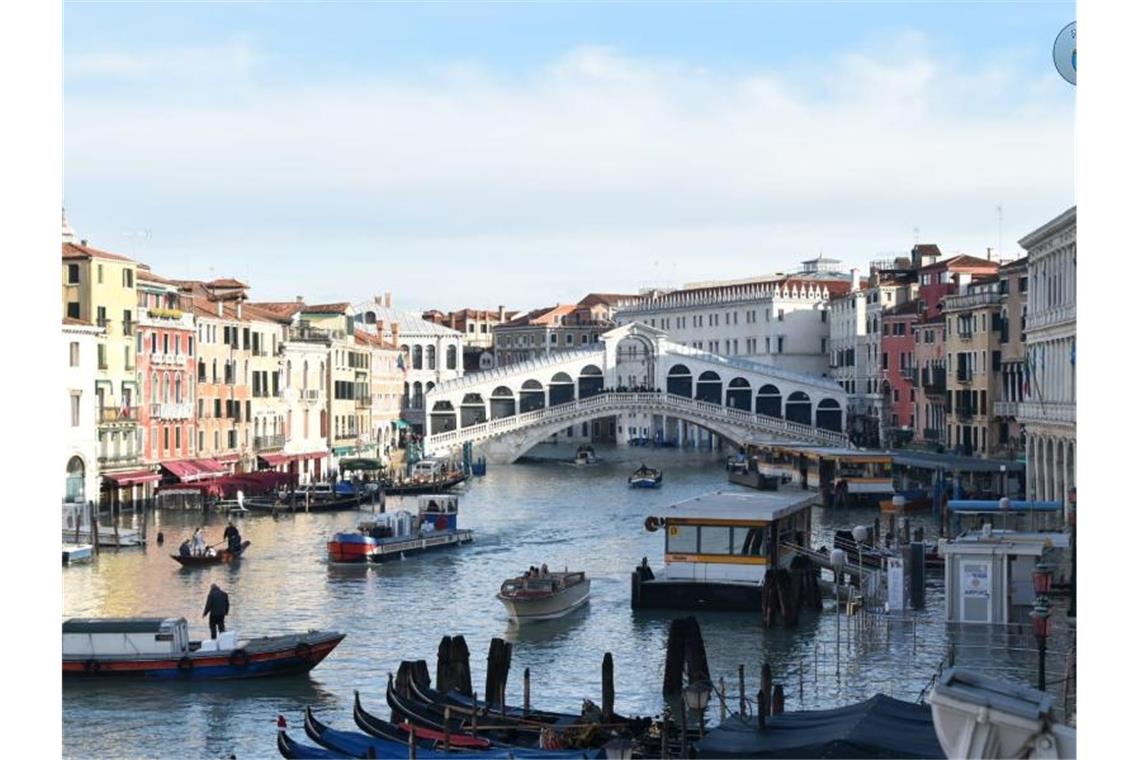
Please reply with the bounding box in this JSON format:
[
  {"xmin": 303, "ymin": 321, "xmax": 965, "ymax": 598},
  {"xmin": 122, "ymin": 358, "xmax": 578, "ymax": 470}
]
[
  {"xmin": 300, "ymin": 304, "xmax": 371, "ymax": 466},
  {"xmin": 61, "ymin": 219, "xmax": 155, "ymax": 507}
]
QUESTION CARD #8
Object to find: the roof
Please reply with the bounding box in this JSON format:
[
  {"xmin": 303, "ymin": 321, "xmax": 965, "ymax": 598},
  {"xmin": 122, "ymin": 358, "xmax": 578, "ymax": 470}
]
[
  {"xmin": 577, "ymin": 292, "xmax": 638, "ymax": 308},
  {"xmin": 63, "ymin": 618, "xmax": 182, "ymax": 634},
  {"xmin": 352, "ymin": 302, "xmax": 464, "ymax": 337},
  {"xmin": 243, "ymin": 303, "xmax": 295, "ymax": 324},
  {"xmin": 61, "ymin": 241, "xmax": 137, "ymax": 264},
  {"xmin": 205, "ymin": 277, "xmax": 248, "ymax": 289},
  {"xmin": 695, "ymin": 694, "xmax": 942, "ymax": 759},
  {"xmin": 303, "ymin": 302, "xmax": 351, "ymax": 314},
  {"xmin": 499, "ymin": 304, "xmax": 578, "ymax": 327},
  {"xmin": 661, "ymin": 489, "xmax": 815, "ymax": 523},
  {"xmin": 761, "ymin": 445, "xmax": 892, "ymax": 463},
  {"xmin": 137, "ymin": 269, "xmax": 179, "ymax": 286},
  {"xmin": 998, "ymin": 256, "xmax": 1029, "ymax": 273},
  {"xmin": 891, "ymin": 450, "xmax": 1023, "ymax": 473},
  {"xmin": 883, "ymin": 300, "xmax": 924, "ymax": 317},
  {"xmin": 1018, "ymin": 206, "xmax": 1076, "ymax": 250},
  {"xmin": 912, "ymin": 243, "xmax": 943, "ymax": 258},
  {"xmin": 918, "ymin": 254, "xmax": 1000, "ymax": 273},
  {"xmin": 247, "ymin": 301, "xmax": 306, "ymax": 319}
]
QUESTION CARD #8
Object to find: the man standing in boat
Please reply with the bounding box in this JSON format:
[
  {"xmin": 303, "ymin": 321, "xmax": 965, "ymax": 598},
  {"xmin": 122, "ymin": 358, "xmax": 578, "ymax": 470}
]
[
  {"xmin": 223, "ymin": 521, "xmax": 242, "ymax": 555},
  {"xmin": 202, "ymin": 583, "xmax": 230, "ymax": 639}
]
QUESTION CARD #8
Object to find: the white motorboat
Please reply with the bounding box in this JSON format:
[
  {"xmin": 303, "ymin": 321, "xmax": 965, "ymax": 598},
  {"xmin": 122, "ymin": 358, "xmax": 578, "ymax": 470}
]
[{"xmin": 497, "ymin": 569, "xmax": 591, "ymax": 622}]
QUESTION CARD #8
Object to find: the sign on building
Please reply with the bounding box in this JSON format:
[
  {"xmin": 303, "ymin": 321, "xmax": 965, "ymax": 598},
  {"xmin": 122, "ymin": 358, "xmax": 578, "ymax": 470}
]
[{"xmin": 887, "ymin": 556, "xmax": 905, "ymax": 612}]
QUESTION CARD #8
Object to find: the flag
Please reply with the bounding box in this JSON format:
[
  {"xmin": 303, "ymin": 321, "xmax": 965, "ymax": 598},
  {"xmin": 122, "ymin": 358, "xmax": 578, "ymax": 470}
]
[
  {"xmin": 396, "ymin": 351, "xmax": 407, "ymax": 377},
  {"xmin": 1022, "ymin": 350, "xmax": 1032, "ymax": 398}
]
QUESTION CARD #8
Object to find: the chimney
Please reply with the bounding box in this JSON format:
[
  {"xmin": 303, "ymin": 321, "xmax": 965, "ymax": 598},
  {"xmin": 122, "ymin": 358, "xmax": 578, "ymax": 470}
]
[
  {"xmin": 217, "ymin": 300, "xmax": 223, "ymax": 317},
  {"xmin": 498, "ymin": 304, "xmax": 506, "ymax": 321},
  {"xmin": 81, "ymin": 239, "xmax": 88, "ymax": 247},
  {"xmin": 385, "ymin": 292, "xmax": 392, "ymax": 308},
  {"xmin": 295, "ymin": 295, "xmax": 303, "ymax": 303},
  {"xmin": 986, "ymin": 247, "xmax": 994, "ymax": 261},
  {"xmin": 376, "ymin": 319, "xmax": 384, "ymax": 336},
  {"xmin": 375, "ymin": 294, "xmax": 383, "ymax": 306},
  {"xmin": 850, "ymin": 267, "xmax": 860, "ymax": 291},
  {"xmin": 236, "ymin": 301, "xmax": 243, "ymax": 319}
]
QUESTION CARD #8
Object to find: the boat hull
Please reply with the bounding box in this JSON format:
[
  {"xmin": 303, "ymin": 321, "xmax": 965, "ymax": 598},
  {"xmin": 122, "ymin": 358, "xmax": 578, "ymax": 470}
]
[
  {"xmin": 170, "ymin": 540, "xmax": 250, "ymax": 566},
  {"xmin": 630, "ymin": 574, "xmax": 763, "ymax": 612},
  {"xmin": 62, "ymin": 631, "xmax": 344, "ymax": 679},
  {"xmin": 498, "ymin": 579, "xmax": 591, "ymax": 621},
  {"xmin": 629, "ymin": 477, "xmax": 662, "ymax": 488},
  {"xmin": 383, "ymin": 474, "xmax": 467, "ymax": 495},
  {"xmin": 328, "ymin": 529, "xmax": 474, "ymax": 564}
]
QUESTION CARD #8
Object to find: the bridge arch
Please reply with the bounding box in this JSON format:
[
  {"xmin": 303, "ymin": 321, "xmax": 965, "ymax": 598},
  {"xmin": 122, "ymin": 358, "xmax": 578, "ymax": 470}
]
[
  {"xmin": 666, "ymin": 364, "xmax": 692, "ymax": 397},
  {"xmin": 430, "ymin": 400, "xmax": 457, "ymax": 433},
  {"xmin": 519, "ymin": 379, "xmax": 545, "ymax": 413},
  {"xmin": 786, "ymin": 391, "xmax": 811, "ymax": 425},
  {"xmin": 695, "ymin": 370, "xmax": 722, "ymax": 404},
  {"xmin": 726, "ymin": 377, "xmax": 752, "ymax": 411},
  {"xmin": 815, "ymin": 398, "xmax": 842, "ymax": 432},
  {"xmin": 616, "ymin": 334, "xmax": 656, "ymax": 389},
  {"xmin": 460, "ymin": 393, "xmax": 487, "ymax": 428},
  {"xmin": 756, "ymin": 384, "xmax": 782, "ymax": 417},
  {"xmin": 490, "ymin": 386, "xmax": 515, "ymax": 419},
  {"xmin": 578, "ymin": 365, "xmax": 604, "ymax": 399},
  {"xmin": 549, "ymin": 372, "xmax": 575, "ymax": 407}
]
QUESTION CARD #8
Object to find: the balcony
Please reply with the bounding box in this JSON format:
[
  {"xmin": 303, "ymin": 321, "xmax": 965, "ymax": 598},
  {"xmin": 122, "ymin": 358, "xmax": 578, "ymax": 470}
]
[
  {"xmin": 943, "ymin": 291, "xmax": 1002, "ymax": 311},
  {"xmin": 955, "ymin": 406, "xmax": 974, "ymax": 421},
  {"xmin": 287, "ymin": 325, "xmax": 342, "ymax": 343},
  {"xmin": 1025, "ymin": 305, "xmax": 1076, "ymax": 331},
  {"xmin": 301, "ymin": 389, "xmax": 321, "ymax": 402},
  {"xmin": 356, "ymin": 395, "xmax": 373, "ymax": 409},
  {"xmin": 921, "ymin": 367, "xmax": 947, "ymax": 394},
  {"xmin": 922, "ymin": 427, "xmax": 943, "ymax": 443},
  {"xmin": 97, "ymin": 451, "xmax": 140, "ymax": 465},
  {"xmin": 151, "ymin": 353, "xmax": 185, "ymax": 367},
  {"xmin": 99, "ymin": 406, "xmax": 139, "ymax": 423},
  {"xmin": 1017, "ymin": 401, "xmax": 1076, "ymax": 425},
  {"xmin": 901, "ymin": 367, "xmax": 918, "ymax": 384},
  {"xmin": 149, "ymin": 402, "xmax": 193, "ymax": 419},
  {"xmin": 993, "ymin": 400, "xmax": 1019, "ymax": 418},
  {"xmin": 957, "ymin": 330, "xmax": 973, "ymax": 342},
  {"xmin": 956, "ymin": 368, "xmax": 974, "ymax": 384},
  {"xmin": 254, "ymin": 434, "xmax": 286, "ymax": 451}
]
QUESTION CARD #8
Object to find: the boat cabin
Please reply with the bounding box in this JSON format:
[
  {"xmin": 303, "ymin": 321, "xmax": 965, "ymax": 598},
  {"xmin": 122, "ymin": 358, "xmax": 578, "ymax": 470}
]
[
  {"xmin": 500, "ymin": 571, "xmax": 585, "ymax": 598},
  {"xmin": 418, "ymin": 494, "xmax": 459, "ymax": 531},
  {"xmin": 358, "ymin": 510, "xmax": 417, "ymax": 540},
  {"xmin": 411, "ymin": 458, "xmax": 447, "ymax": 480},
  {"xmin": 653, "ymin": 489, "xmax": 815, "ymax": 584},
  {"xmin": 63, "ymin": 617, "xmax": 190, "ymax": 658},
  {"xmin": 745, "ymin": 444, "xmax": 893, "ymax": 507}
]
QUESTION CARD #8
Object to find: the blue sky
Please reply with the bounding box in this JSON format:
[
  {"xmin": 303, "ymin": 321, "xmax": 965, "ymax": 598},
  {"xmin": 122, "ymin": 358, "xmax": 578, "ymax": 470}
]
[{"xmin": 64, "ymin": 1, "xmax": 1075, "ymax": 310}]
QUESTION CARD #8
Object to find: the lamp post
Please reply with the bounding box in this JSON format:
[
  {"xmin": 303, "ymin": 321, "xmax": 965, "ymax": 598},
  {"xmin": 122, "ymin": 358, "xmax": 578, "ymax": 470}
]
[
  {"xmin": 1031, "ymin": 561, "xmax": 1054, "ymax": 692},
  {"xmin": 852, "ymin": 525, "xmax": 868, "ymax": 598},
  {"xmin": 830, "ymin": 548, "xmax": 846, "ymax": 678},
  {"xmin": 999, "ymin": 496, "xmax": 1011, "ymax": 534},
  {"xmin": 683, "ymin": 681, "xmax": 711, "ymax": 739}
]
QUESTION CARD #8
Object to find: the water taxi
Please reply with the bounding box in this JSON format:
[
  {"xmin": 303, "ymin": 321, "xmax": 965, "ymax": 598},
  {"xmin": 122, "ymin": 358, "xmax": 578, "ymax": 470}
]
[
  {"xmin": 497, "ymin": 569, "xmax": 591, "ymax": 622},
  {"xmin": 631, "ymin": 488, "xmax": 815, "ymax": 611},
  {"xmin": 326, "ymin": 494, "xmax": 473, "ymax": 564},
  {"xmin": 628, "ymin": 465, "xmax": 663, "ymax": 488},
  {"xmin": 573, "ymin": 445, "xmax": 598, "ymax": 465}
]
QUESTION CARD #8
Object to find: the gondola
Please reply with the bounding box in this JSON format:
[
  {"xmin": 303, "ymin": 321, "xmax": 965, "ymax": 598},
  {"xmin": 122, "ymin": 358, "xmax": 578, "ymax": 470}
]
[
  {"xmin": 382, "ymin": 473, "xmax": 468, "ymax": 495},
  {"xmin": 354, "ymin": 690, "xmax": 491, "ymax": 750},
  {"xmin": 407, "ymin": 672, "xmax": 575, "ymax": 726},
  {"xmin": 277, "ymin": 728, "xmax": 348, "ymax": 759},
  {"xmin": 306, "ymin": 706, "xmax": 438, "ymax": 758},
  {"xmin": 170, "ymin": 540, "xmax": 250, "ymax": 566}
]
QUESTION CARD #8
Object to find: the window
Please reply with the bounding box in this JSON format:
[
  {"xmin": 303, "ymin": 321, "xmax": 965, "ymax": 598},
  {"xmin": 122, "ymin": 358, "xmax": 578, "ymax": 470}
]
[
  {"xmin": 69, "ymin": 342, "xmax": 79, "ymax": 367},
  {"xmin": 777, "ymin": 337, "xmax": 784, "ymax": 353},
  {"xmin": 777, "ymin": 309, "xmax": 784, "ymax": 321},
  {"xmin": 97, "ymin": 344, "xmax": 107, "ymax": 369},
  {"xmin": 67, "ymin": 264, "xmax": 80, "ymax": 284},
  {"xmin": 97, "ymin": 264, "xmax": 104, "ymax": 283},
  {"xmin": 699, "ymin": 526, "xmax": 733, "ymax": 555},
  {"xmin": 122, "ymin": 269, "xmax": 133, "ymax": 288},
  {"xmin": 67, "ymin": 301, "xmax": 80, "ymax": 319},
  {"xmin": 666, "ymin": 525, "xmax": 698, "ymax": 554},
  {"xmin": 70, "ymin": 393, "xmax": 81, "ymax": 427}
]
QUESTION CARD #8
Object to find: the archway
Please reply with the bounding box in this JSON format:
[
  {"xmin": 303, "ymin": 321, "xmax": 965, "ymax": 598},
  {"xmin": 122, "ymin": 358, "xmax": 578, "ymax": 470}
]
[
  {"xmin": 412, "ymin": 345, "xmax": 423, "ymax": 370},
  {"xmin": 756, "ymin": 384, "xmax": 782, "ymax": 417},
  {"xmin": 726, "ymin": 377, "xmax": 752, "ymax": 411},
  {"xmin": 695, "ymin": 370, "xmax": 722, "ymax": 404},
  {"xmin": 519, "ymin": 379, "xmax": 546, "ymax": 413},
  {"xmin": 815, "ymin": 398, "xmax": 842, "ymax": 432},
  {"xmin": 786, "ymin": 391, "xmax": 811, "ymax": 425},
  {"xmin": 431, "ymin": 401, "xmax": 457, "ymax": 433},
  {"xmin": 616, "ymin": 334, "xmax": 655, "ymax": 389},
  {"xmin": 460, "ymin": 393, "xmax": 487, "ymax": 428},
  {"xmin": 412, "ymin": 381, "xmax": 424, "ymax": 410},
  {"xmin": 578, "ymin": 365, "xmax": 604, "ymax": 399},
  {"xmin": 66, "ymin": 456, "xmax": 85, "ymax": 504},
  {"xmin": 666, "ymin": 364, "xmax": 692, "ymax": 397},
  {"xmin": 490, "ymin": 386, "xmax": 516, "ymax": 419},
  {"xmin": 549, "ymin": 372, "xmax": 575, "ymax": 406}
]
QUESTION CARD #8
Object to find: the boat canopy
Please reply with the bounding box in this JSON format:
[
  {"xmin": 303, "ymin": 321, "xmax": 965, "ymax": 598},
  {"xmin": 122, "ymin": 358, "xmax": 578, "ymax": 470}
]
[
  {"xmin": 948, "ymin": 500, "xmax": 1062, "ymax": 513},
  {"xmin": 63, "ymin": 617, "xmax": 183, "ymax": 634},
  {"xmin": 661, "ymin": 489, "xmax": 815, "ymax": 525},
  {"xmin": 339, "ymin": 457, "xmax": 384, "ymax": 472}
]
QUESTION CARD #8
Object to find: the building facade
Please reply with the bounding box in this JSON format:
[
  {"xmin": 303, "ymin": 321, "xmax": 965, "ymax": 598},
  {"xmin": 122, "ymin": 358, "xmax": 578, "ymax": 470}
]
[
  {"xmin": 423, "ymin": 305, "xmax": 516, "ymax": 371},
  {"xmin": 943, "ymin": 276, "xmax": 1003, "ymax": 456},
  {"xmin": 992, "ymin": 257, "xmax": 1030, "ymax": 459},
  {"xmin": 1018, "ymin": 207, "xmax": 1076, "ymax": 512},
  {"xmin": 63, "ymin": 320, "xmax": 103, "ymax": 507}
]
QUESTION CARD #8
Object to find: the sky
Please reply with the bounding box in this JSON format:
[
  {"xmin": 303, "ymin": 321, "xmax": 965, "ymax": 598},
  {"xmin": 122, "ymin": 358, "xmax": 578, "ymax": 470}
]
[{"xmin": 64, "ymin": 1, "xmax": 1075, "ymax": 312}]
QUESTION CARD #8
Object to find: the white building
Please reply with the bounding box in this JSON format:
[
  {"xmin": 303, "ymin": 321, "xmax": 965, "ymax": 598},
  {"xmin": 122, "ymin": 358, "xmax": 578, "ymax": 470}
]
[
  {"xmin": 64, "ymin": 320, "xmax": 103, "ymax": 506},
  {"xmin": 828, "ymin": 271, "xmax": 869, "ymax": 439},
  {"xmin": 352, "ymin": 296, "xmax": 464, "ymax": 434},
  {"xmin": 1018, "ymin": 207, "xmax": 1076, "ymax": 515},
  {"xmin": 614, "ymin": 257, "xmax": 855, "ymax": 376}
]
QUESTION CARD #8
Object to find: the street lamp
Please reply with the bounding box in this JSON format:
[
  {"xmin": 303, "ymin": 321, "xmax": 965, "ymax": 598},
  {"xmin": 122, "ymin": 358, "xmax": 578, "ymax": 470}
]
[
  {"xmin": 831, "ymin": 548, "xmax": 846, "ymax": 677},
  {"xmin": 852, "ymin": 525, "xmax": 868, "ymax": 595},
  {"xmin": 683, "ymin": 681, "xmax": 712, "ymax": 738},
  {"xmin": 1031, "ymin": 562, "xmax": 1054, "ymax": 692},
  {"xmin": 999, "ymin": 496, "xmax": 1011, "ymax": 534}
]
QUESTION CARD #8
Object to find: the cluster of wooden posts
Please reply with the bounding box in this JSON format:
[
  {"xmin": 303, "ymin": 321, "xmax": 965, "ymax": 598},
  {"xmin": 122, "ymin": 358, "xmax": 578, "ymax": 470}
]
[{"xmin": 762, "ymin": 556, "xmax": 825, "ymax": 627}]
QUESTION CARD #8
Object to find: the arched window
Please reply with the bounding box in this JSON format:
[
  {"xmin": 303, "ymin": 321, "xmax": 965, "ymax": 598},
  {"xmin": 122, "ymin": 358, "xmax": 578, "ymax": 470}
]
[
  {"xmin": 695, "ymin": 370, "xmax": 722, "ymax": 404},
  {"xmin": 786, "ymin": 391, "xmax": 812, "ymax": 425},
  {"xmin": 726, "ymin": 377, "xmax": 751, "ymax": 411},
  {"xmin": 151, "ymin": 373, "xmax": 159, "ymax": 404},
  {"xmin": 815, "ymin": 398, "xmax": 842, "ymax": 432},
  {"xmin": 578, "ymin": 365, "xmax": 604, "ymax": 398},
  {"xmin": 175, "ymin": 374, "xmax": 182, "ymax": 403},
  {"xmin": 164, "ymin": 373, "xmax": 171, "ymax": 403},
  {"xmin": 756, "ymin": 384, "xmax": 782, "ymax": 417},
  {"xmin": 446, "ymin": 345, "xmax": 457, "ymax": 370},
  {"xmin": 490, "ymin": 386, "xmax": 516, "ymax": 419},
  {"xmin": 412, "ymin": 345, "xmax": 423, "ymax": 370},
  {"xmin": 666, "ymin": 364, "xmax": 692, "ymax": 397},
  {"xmin": 286, "ymin": 361, "xmax": 292, "ymax": 388},
  {"xmin": 426, "ymin": 345, "xmax": 436, "ymax": 370},
  {"xmin": 65, "ymin": 456, "xmax": 85, "ymax": 503}
]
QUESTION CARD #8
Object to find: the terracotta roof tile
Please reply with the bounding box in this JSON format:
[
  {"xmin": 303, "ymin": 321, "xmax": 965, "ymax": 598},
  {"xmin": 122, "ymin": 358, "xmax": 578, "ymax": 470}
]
[
  {"xmin": 62, "ymin": 241, "xmax": 137, "ymax": 264},
  {"xmin": 918, "ymin": 254, "xmax": 1000, "ymax": 272},
  {"xmin": 303, "ymin": 302, "xmax": 351, "ymax": 314},
  {"xmin": 206, "ymin": 278, "xmax": 248, "ymax": 288}
]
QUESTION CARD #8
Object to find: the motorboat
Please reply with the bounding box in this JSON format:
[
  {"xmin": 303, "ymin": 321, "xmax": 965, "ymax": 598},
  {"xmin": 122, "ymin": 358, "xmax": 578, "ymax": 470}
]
[
  {"xmin": 498, "ymin": 568, "xmax": 590, "ymax": 622},
  {"xmin": 573, "ymin": 445, "xmax": 597, "ymax": 465},
  {"xmin": 327, "ymin": 494, "xmax": 473, "ymax": 564},
  {"xmin": 628, "ymin": 465, "xmax": 663, "ymax": 488}
]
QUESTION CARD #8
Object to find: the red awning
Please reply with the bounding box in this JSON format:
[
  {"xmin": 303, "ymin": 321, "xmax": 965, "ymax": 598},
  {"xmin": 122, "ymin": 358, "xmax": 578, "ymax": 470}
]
[
  {"xmin": 160, "ymin": 458, "xmax": 227, "ymax": 482},
  {"xmin": 296, "ymin": 451, "xmax": 328, "ymax": 461},
  {"xmin": 103, "ymin": 469, "xmax": 161, "ymax": 486},
  {"xmin": 214, "ymin": 453, "xmax": 242, "ymax": 463},
  {"xmin": 258, "ymin": 453, "xmax": 291, "ymax": 467}
]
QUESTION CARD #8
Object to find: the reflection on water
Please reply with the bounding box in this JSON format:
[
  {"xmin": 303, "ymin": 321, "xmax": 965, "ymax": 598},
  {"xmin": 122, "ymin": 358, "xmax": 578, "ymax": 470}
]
[{"xmin": 65, "ymin": 445, "xmax": 964, "ymax": 758}]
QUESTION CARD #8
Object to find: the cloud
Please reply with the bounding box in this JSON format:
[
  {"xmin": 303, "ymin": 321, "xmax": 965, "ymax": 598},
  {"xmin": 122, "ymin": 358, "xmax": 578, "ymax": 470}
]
[
  {"xmin": 66, "ymin": 39, "xmax": 260, "ymax": 83},
  {"xmin": 63, "ymin": 38, "xmax": 1074, "ymax": 308}
]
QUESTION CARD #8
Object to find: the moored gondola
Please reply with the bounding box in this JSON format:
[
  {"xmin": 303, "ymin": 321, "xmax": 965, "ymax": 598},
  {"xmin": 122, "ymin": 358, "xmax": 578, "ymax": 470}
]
[
  {"xmin": 306, "ymin": 706, "xmax": 433, "ymax": 758},
  {"xmin": 277, "ymin": 727, "xmax": 348, "ymax": 759},
  {"xmin": 382, "ymin": 472, "xmax": 468, "ymax": 495},
  {"xmin": 353, "ymin": 690, "xmax": 490, "ymax": 750}
]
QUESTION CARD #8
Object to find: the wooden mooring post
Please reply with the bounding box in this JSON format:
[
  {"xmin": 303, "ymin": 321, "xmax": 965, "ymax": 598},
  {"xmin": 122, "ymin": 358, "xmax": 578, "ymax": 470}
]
[
  {"xmin": 90, "ymin": 501, "xmax": 100, "ymax": 555},
  {"xmin": 719, "ymin": 676, "xmax": 727, "ymax": 722},
  {"xmin": 760, "ymin": 663, "xmax": 772, "ymax": 715},
  {"xmin": 738, "ymin": 664, "xmax": 746, "ymax": 715},
  {"xmin": 772, "ymin": 685, "xmax": 785, "ymax": 715},
  {"xmin": 602, "ymin": 652, "xmax": 614, "ymax": 722},
  {"xmin": 523, "ymin": 667, "xmax": 531, "ymax": 714}
]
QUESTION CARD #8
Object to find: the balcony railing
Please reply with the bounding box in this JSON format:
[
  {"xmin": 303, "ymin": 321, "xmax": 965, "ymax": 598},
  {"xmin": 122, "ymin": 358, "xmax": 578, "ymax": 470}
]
[
  {"xmin": 955, "ymin": 406, "xmax": 974, "ymax": 420},
  {"xmin": 993, "ymin": 400, "xmax": 1019, "ymax": 417},
  {"xmin": 254, "ymin": 434, "xmax": 286, "ymax": 451},
  {"xmin": 99, "ymin": 406, "xmax": 139, "ymax": 423},
  {"xmin": 956, "ymin": 368, "xmax": 974, "ymax": 383},
  {"xmin": 356, "ymin": 396, "xmax": 373, "ymax": 409},
  {"xmin": 922, "ymin": 427, "xmax": 943, "ymax": 442},
  {"xmin": 921, "ymin": 367, "xmax": 947, "ymax": 394},
  {"xmin": 149, "ymin": 402, "xmax": 193, "ymax": 419},
  {"xmin": 1017, "ymin": 401, "xmax": 1076, "ymax": 425},
  {"xmin": 1025, "ymin": 306, "xmax": 1076, "ymax": 331},
  {"xmin": 943, "ymin": 291, "xmax": 1002, "ymax": 311},
  {"xmin": 287, "ymin": 326, "xmax": 343, "ymax": 343},
  {"xmin": 901, "ymin": 367, "xmax": 918, "ymax": 384},
  {"xmin": 301, "ymin": 389, "xmax": 321, "ymax": 402}
]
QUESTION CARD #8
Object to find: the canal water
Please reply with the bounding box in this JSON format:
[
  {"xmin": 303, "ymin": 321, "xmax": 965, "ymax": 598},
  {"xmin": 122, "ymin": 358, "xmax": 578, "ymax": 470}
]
[{"xmin": 62, "ymin": 446, "xmax": 1055, "ymax": 758}]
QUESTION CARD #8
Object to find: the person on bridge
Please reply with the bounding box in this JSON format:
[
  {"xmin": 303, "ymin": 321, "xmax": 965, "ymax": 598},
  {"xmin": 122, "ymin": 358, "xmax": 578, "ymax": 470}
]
[{"xmin": 202, "ymin": 583, "xmax": 230, "ymax": 639}]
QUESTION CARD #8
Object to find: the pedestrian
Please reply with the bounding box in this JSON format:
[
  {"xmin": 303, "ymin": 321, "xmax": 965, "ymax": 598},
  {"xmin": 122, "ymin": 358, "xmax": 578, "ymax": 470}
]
[{"xmin": 203, "ymin": 583, "xmax": 230, "ymax": 639}]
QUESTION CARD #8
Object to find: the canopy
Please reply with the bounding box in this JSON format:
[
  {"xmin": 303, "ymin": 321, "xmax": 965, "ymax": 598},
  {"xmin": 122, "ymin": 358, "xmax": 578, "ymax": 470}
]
[
  {"xmin": 258, "ymin": 453, "xmax": 292, "ymax": 467},
  {"xmin": 161, "ymin": 458, "xmax": 227, "ymax": 482},
  {"xmin": 393, "ymin": 419, "xmax": 410, "ymax": 429},
  {"xmin": 694, "ymin": 694, "xmax": 944, "ymax": 759},
  {"xmin": 339, "ymin": 457, "xmax": 383, "ymax": 472},
  {"xmin": 102, "ymin": 469, "xmax": 161, "ymax": 486}
]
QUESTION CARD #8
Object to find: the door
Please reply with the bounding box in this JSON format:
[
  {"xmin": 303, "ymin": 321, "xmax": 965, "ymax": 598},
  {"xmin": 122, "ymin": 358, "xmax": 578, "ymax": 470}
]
[{"xmin": 959, "ymin": 560, "xmax": 993, "ymax": 623}]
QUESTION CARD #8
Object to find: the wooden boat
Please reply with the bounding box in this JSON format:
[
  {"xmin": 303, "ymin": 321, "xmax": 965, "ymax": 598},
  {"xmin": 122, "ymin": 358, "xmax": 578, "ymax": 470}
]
[
  {"xmin": 327, "ymin": 495, "xmax": 473, "ymax": 564},
  {"xmin": 498, "ymin": 570, "xmax": 591, "ymax": 622},
  {"xmin": 382, "ymin": 472, "xmax": 467, "ymax": 495},
  {"xmin": 305, "ymin": 707, "xmax": 416, "ymax": 758},
  {"xmin": 170, "ymin": 540, "xmax": 250, "ymax": 566},
  {"xmin": 573, "ymin": 446, "xmax": 597, "ymax": 465},
  {"xmin": 628, "ymin": 466, "xmax": 663, "ymax": 489},
  {"xmin": 276, "ymin": 729, "xmax": 347, "ymax": 759},
  {"xmin": 63, "ymin": 617, "xmax": 344, "ymax": 679},
  {"xmin": 353, "ymin": 690, "xmax": 490, "ymax": 750}
]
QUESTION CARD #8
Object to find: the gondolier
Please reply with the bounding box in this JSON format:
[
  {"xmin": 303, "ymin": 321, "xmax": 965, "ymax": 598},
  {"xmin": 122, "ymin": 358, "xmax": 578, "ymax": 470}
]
[
  {"xmin": 203, "ymin": 584, "xmax": 230, "ymax": 639},
  {"xmin": 223, "ymin": 521, "xmax": 242, "ymax": 554}
]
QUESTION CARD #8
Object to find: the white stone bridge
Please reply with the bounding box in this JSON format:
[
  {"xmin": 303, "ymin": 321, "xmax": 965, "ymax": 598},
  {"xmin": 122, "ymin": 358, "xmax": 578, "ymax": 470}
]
[{"xmin": 424, "ymin": 323, "xmax": 849, "ymax": 463}]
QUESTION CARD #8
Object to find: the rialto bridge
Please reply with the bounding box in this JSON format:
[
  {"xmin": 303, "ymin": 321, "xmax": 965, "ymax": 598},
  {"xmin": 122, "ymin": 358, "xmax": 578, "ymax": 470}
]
[{"xmin": 423, "ymin": 324, "xmax": 850, "ymax": 463}]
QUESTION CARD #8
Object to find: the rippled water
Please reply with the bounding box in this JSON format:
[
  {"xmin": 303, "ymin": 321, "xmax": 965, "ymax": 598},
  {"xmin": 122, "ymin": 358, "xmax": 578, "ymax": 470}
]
[{"xmin": 64, "ymin": 446, "xmax": 1019, "ymax": 759}]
